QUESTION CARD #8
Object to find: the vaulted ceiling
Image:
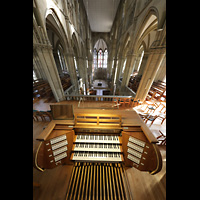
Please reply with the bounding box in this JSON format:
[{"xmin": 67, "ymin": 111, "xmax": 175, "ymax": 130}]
[
  {"xmin": 94, "ymin": 38, "xmax": 107, "ymax": 51},
  {"xmin": 83, "ymin": 0, "xmax": 120, "ymax": 32}
]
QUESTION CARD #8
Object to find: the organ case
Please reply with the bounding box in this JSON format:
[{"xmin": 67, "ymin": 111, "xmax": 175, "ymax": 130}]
[
  {"xmin": 122, "ymin": 126, "xmax": 162, "ymax": 174},
  {"xmin": 34, "ymin": 122, "xmax": 74, "ymax": 171},
  {"xmin": 33, "ymin": 106, "xmax": 163, "ymax": 200}
]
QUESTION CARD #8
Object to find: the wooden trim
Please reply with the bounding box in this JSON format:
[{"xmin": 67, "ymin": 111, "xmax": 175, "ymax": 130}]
[
  {"xmin": 74, "ymin": 113, "xmax": 122, "ymax": 127},
  {"xmin": 74, "ymin": 125, "xmax": 122, "ymax": 130},
  {"xmin": 36, "ymin": 120, "xmax": 55, "ymax": 141},
  {"xmin": 150, "ymin": 144, "xmax": 163, "ymax": 174},
  {"xmin": 141, "ymin": 125, "xmax": 158, "ymax": 143}
]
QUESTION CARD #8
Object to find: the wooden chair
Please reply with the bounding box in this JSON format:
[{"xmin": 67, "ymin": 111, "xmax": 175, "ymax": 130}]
[
  {"xmin": 144, "ymin": 102, "xmax": 160, "ymax": 114},
  {"xmin": 141, "ymin": 100, "xmax": 154, "ymax": 110},
  {"xmin": 144, "ymin": 114, "xmax": 158, "ymax": 126},
  {"xmin": 132, "ymin": 99, "xmax": 141, "ymax": 107},
  {"xmin": 156, "ymin": 130, "xmax": 166, "ymax": 145},
  {"xmin": 130, "ymin": 98, "xmax": 134, "ymax": 107},
  {"xmin": 159, "ymin": 103, "xmax": 166, "ymax": 114},
  {"xmin": 112, "ymin": 97, "xmax": 120, "ymax": 108},
  {"xmin": 40, "ymin": 110, "xmax": 52, "ymax": 121},
  {"xmin": 138, "ymin": 113, "xmax": 148, "ymax": 121},
  {"xmin": 33, "ymin": 110, "xmax": 39, "ymax": 121},
  {"xmin": 33, "ymin": 110, "xmax": 43, "ymax": 121},
  {"xmin": 157, "ymin": 113, "xmax": 166, "ymax": 125},
  {"xmin": 119, "ymin": 98, "xmax": 125, "ymax": 107},
  {"xmin": 124, "ymin": 98, "xmax": 131, "ymax": 107}
]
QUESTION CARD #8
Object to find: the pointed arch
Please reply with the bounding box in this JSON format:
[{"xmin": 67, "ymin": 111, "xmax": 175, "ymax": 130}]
[
  {"xmin": 72, "ymin": 32, "xmax": 81, "ymax": 57},
  {"xmin": 94, "ymin": 38, "xmax": 108, "ymax": 52},
  {"xmin": 133, "ymin": 7, "xmax": 159, "ymax": 53},
  {"xmin": 45, "ymin": 8, "xmax": 70, "ymax": 54}
]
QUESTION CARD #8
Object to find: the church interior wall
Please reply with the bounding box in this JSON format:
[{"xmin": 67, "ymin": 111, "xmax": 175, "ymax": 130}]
[{"xmin": 33, "ymin": 0, "xmax": 166, "ymax": 102}]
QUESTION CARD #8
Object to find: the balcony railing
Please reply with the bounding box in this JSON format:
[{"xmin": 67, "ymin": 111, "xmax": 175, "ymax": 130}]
[{"xmin": 64, "ymin": 94, "xmax": 133, "ymax": 101}]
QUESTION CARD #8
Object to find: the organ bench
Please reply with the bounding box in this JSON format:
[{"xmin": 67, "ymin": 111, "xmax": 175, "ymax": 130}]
[{"xmin": 33, "ymin": 105, "xmax": 162, "ymax": 200}]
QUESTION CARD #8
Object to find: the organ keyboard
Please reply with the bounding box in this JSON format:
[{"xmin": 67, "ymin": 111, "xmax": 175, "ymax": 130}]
[
  {"xmin": 72, "ymin": 152, "xmax": 122, "ymax": 162},
  {"xmin": 71, "ymin": 132, "xmax": 123, "ymax": 162},
  {"xmin": 33, "ymin": 105, "xmax": 163, "ymax": 200},
  {"xmin": 75, "ymin": 135, "xmax": 120, "ymax": 143},
  {"xmin": 73, "ymin": 143, "xmax": 121, "ymax": 152}
]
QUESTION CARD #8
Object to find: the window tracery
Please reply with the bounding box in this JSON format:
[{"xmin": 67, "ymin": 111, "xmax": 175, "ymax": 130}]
[{"xmin": 93, "ymin": 48, "xmax": 108, "ymax": 69}]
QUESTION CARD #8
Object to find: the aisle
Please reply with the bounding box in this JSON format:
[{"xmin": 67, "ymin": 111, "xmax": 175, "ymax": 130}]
[{"xmin": 96, "ymin": 89, "xmax": 103, "ymax": 95}]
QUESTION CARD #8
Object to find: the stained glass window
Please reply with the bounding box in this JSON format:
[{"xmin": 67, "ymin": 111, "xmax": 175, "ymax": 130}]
[
  {"xmin": 98, "ymin": 49, "xmax": 103, "ymax": 68},
  {"xmin": 103, "ymin": 49, "xmax": 108, "ymax": 68},
  {"xmin": 93, "ymin": 48, "xmax": 108, "ymax": 69},
  {"xmin": 93, "ymin": 49, "xmax": 97, "ymax": 68}
]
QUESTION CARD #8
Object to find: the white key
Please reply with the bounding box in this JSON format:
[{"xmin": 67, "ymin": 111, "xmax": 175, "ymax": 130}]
[
  {"xmin": 72, "ymin": 152, "xmax": 122, "ymax": 162},
  {"xmin": 50, "ymin": 135, "xmax": 67, "ymax": 145},
  {"xmin": 51, "ymin": 140, "xmax": 68, "ymax": 150},
  {"xmin": 54, "ymin": 152, "xmax": 67, "ymax": 162},
  {"xmin": 129, "ymin": 136, "xmax": 145, "ymax": 147},
  {"xmin": 127, "ymin": 154, "xmax": 140, "ymax": 164}
]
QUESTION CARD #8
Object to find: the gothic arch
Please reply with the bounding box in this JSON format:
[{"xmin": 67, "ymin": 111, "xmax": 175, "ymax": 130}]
[
  {"xmin": 81, "ymin": 42, "xmax": 86, "ymax": 58},
  {"xmin": 133, "ymin": 7, "xmax": 159, "ymax": 53},
  {"xmin": 116, "ymin": 32, "xmax": 130, "ymax": 59},
  {"xmin": 92, "ymin": 33, "xmax": 110, "ymax": 52},
  {"xmin": 94, "ymin": 38, "xmax": 108, "ymax": 52},
  {"xmin": 72, "ymin": 33, "xmax": 81, "ymax": 57},
  {"xmin": 45, "ymin": 8, "xmax": 70, "ymax": 54}
]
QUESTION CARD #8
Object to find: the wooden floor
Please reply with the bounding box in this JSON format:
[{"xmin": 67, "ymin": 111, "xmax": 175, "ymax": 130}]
[{"xmin": 33, "ymin": 99, "xmax": 166, "ymax": 200}]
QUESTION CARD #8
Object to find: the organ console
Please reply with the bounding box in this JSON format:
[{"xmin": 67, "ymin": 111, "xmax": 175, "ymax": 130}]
[{"xmin": 33, "ymin": 104, "xmax": 162, "ymax": 199}]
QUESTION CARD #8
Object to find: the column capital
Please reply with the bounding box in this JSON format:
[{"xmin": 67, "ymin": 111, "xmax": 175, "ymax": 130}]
[
  {"xmin": 150, "ymin": 46, "xmax": 166, "ymax": 54},
  {"xmin": 33, "ymin": 43, "xmax": 53, "ymax": 50},
  {"xmin": 126, "ymin": 51, "xmax": 137, "ymax": 57}
]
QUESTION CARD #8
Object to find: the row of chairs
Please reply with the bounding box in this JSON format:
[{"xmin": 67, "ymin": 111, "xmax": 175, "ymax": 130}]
[
  {"xmin": 137, "ymin": 101, "xmax": 166, "ymax": 126},
  {"xmin": 137, "ymin": 100, "xmax": 166, "ymax": 145},
  {"xmin": 138, "ymin": 112, "xmax": 166, "ymax": 127},
  {"xmin": 60, "ymin": 74, "xmax": 72, "ymax": 91},
  {"xmin": 156, "ymin": 130, "xmax": 166, "ymax": 145},
  {"xmin": 33, "ymin": 75, "xmax": 72, "ymax": 103},
  {"xmin": 146, "ymin": 80, "xmax": 166, "ymax": 102},
  {"xmin": 128, "ymin": 74, "xmax": 142, "ymax": 93},
  {"xmin": 33, "ymin": 79, "xmax": 53, "ymax": 103},
  {"xmin": 112, "ymin": 97, "xmax": 140, "ymax": 108},
  {"xmin": 33, "ymin": 110, "xmax": 52, "ymax": 121},
  {"xmin": 128, "ymin": 74, "xmax": 166, "ymax": 102}
]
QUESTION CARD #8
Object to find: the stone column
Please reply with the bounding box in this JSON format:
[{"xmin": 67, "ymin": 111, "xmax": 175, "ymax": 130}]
[
  {"xmin": 87, "ymin": 59, "xmax": 93, "ymax": 86},
  {"xmin": 154, "ymin": 55, "xmax": 166, "ymax": 82},
  {"xmin": 135, "ymin": 47, "xmax": 166, "ymax": 102},
  {"xmin": 115, "ymin": 57, "xmax": 124, "ymax": 82},
  {"xmin": 107, "ymin": 59, "xmax": 112, "ymax": 79},
  {"xmin": 110, "ymin": 58, "xmax": 118, "ymax": 94},
  {"xmin": 77, "ymin": 57, "xmax": 87, "ymax": 87},
  {"xmin": 138, "ymin": 52, "xmax": 149, "ymax": 76},
  {"xmin": 33, "ymin": 59, "xmax": 41, "ymax": 79},
  {"xmin": 34, "ymin": 44, "xmax": 66, "ymax": 102},
  {"xmin": 82, "ymin": 57, "xmax": 89, "ymax": 92},
  {"xmin": 53, "ymin": 50, "xmax": 64, "ymax": 77},
  {"xmin": 107, "ymin": 39, "xmax": 117, "ymax": 78},
  {"xmin": 134, "ymin": 52, "xmax": 143, "ymax": 72},
  {"xmin": 63, "ymin": 50, "xmax": 79, "ymax": 93},
  {"xmin": 33, "ymin": 50, "xmax": 47, "ymax": 80},
  {"xmin": 86, "ymin": 38, "xmax": 93, "ymax": 87},
  {"xmin": 120, "ymin": 51, "xmax": 136, "ymax": 93}
]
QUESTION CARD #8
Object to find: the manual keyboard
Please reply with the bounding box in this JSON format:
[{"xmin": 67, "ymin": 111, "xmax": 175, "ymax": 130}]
[{"xmin": 71, "ymin": 134, "xmax": 123, "ymax": 162}]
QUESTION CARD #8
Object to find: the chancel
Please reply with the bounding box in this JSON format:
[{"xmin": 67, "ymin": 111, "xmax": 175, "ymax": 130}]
[{"xmin": 33, "ymin": 0, "xmax": 166, "ymax": 200}]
